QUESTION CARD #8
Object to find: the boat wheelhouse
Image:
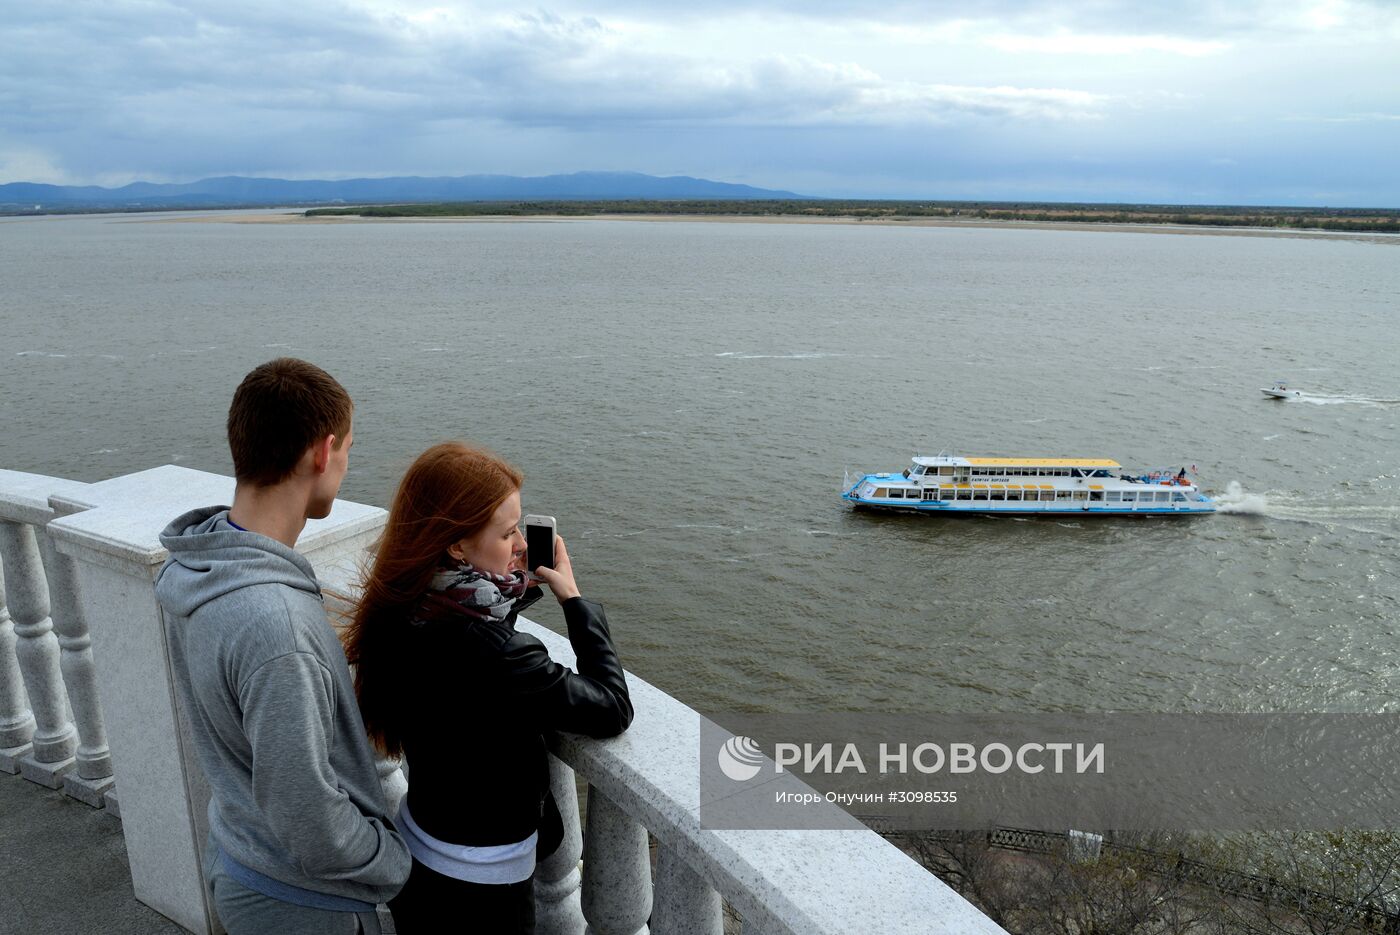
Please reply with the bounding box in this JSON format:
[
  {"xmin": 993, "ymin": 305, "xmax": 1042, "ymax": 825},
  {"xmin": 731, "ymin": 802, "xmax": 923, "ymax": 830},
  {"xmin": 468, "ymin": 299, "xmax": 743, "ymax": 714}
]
[{"xmin": 842, "ymin": 455, "xmax": 1215, "ymax": 515}]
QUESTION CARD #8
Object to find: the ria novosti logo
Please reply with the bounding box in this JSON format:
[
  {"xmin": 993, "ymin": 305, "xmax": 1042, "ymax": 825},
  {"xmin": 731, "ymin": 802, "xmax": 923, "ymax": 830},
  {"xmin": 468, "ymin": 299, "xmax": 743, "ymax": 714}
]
[{"xmin": 717, "ymin": 735, "xmax": 765, "ymax": 781}]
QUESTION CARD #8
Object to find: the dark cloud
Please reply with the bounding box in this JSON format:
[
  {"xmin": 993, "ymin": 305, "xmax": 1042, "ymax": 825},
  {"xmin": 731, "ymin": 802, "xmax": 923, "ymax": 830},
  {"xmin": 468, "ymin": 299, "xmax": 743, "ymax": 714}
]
[{"xmin": 1, "ymin": 0, "xmax": 1397, "ymax": 204}]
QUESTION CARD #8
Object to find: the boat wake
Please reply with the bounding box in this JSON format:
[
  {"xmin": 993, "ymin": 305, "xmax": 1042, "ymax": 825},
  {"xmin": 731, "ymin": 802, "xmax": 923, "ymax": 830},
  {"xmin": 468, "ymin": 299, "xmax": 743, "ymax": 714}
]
[
  {"xmin": 715, "ymin": 351, "xmax": 846, "ymax": 360},
  {"xmin": 1297, "ymin": 393, "xmax": 1400, "ymax": 407},
  {"xmin": 1213, "ymin": 481, "xmax": 1268, "ymax": 515},
  {"xmin": 1214, "ymin": 483, "xmax": 1400, "ymax": 538}
]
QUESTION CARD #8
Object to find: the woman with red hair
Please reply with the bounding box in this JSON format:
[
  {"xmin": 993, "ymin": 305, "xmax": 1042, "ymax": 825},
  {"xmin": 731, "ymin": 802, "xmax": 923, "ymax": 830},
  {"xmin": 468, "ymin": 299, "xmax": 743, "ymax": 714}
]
[{"xmin": 343, "ymin": 442, "xmax": 633, "ymax": 933}]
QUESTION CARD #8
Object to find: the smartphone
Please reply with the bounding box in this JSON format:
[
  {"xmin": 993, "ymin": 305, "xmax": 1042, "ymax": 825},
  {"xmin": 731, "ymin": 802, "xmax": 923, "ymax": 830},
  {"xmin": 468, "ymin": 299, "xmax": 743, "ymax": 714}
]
[{"xmin": 524, "ymin": 514, "xmax": 557, "ymax": 573}]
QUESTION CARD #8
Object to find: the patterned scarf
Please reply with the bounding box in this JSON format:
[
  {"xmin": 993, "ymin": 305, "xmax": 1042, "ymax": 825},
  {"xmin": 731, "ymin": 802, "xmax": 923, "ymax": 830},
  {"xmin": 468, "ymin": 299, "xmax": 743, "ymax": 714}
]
[{"xmin": 411, "ymin": 561, "xmax": 530, "ymax": 627}]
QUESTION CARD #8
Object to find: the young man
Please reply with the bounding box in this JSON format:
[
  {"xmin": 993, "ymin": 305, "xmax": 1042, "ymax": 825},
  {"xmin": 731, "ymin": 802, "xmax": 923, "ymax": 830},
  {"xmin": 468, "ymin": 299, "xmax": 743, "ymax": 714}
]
[{"xmin": 155, "ymin": 358, "xmax": 410, "ymax": 934}]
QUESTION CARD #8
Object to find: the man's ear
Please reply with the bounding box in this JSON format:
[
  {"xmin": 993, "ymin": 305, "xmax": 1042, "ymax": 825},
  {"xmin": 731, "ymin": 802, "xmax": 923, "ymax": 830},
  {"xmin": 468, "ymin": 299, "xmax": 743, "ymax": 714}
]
[{"xmin": 312, "ymin": 434, "xmax": 336, "ymax": 474}]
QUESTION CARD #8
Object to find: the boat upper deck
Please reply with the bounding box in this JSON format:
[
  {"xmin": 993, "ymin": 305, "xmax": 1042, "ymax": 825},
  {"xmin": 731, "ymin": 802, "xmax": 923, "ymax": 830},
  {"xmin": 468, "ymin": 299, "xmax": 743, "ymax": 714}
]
[{"xmin": 911, "ymin": 456, "xmax": 1123, "ymax": 469}]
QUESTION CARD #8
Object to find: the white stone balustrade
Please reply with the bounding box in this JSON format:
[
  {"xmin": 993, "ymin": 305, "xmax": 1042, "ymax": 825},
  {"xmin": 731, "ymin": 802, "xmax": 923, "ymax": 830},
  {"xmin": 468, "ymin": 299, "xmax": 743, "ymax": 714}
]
[
  {"xmin": 652, "ymin": 844, "xmax": 723, "ymax": 935},
  {"xmin": 581, "ymin": 785, "xmax": 654, "ymax": 935},
  {"xmin": 535, "ymin": 753, "xmax": 587, "ymax": 935},
  {"xmin": 508, "ymin": 623, "xmax": 1008, "ymax": 935},
  {"xmin": 1, "ymin": 463, "xmax": 1007, "ymax": 935},
  {"xmin": 0, "ymin": 519, "xmax": 79, "ymax": 787},
  {"xmin": 0, "ymin": 470, "xmax": 115, "ymax": 802},
  {"xmin": 0, "ymin": 562, "xmax": 38, "ymax": 768}
]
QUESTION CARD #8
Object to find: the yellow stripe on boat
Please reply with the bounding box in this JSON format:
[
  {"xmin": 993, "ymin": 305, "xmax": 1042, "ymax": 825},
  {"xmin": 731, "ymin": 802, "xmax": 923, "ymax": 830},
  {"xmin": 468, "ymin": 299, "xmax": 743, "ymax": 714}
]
[{"xmin": 963, "ymin": 457, "xmax": 1122, "ymax": 468}]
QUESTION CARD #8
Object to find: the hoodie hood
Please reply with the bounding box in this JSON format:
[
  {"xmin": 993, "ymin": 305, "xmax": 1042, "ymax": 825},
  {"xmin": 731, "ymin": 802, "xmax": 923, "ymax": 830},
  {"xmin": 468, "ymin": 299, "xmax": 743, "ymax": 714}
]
[{"xmin": 156, "ymin": 506, "xmax": 321, "ymax": 618}]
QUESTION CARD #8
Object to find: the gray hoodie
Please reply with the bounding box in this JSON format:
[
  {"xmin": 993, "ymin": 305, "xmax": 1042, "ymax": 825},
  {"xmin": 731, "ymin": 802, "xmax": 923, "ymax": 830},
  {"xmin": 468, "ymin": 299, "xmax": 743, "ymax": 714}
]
[{"xmin": 155, "ymin": 506, "xmax": 410, "ymax": 906}]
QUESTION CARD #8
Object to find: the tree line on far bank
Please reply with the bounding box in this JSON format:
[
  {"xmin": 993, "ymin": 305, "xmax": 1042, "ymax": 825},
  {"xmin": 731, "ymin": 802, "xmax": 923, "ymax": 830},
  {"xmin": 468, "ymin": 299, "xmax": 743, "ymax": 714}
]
[{"xmin": 303, "ymin": 200, "xmax": 1400, "ymax": 233}]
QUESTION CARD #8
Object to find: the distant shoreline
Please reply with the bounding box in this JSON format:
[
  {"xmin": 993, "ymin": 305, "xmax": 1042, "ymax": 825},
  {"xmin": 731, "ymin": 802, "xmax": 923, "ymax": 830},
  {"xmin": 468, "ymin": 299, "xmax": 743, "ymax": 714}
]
[{"xmin": 147, "ymin": 208, "xmax": 1400, "ymax": 242}]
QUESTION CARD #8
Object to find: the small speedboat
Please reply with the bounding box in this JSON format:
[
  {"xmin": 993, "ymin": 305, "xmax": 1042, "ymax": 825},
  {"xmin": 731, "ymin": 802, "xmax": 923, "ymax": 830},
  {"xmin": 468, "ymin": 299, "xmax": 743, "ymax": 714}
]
[{"xmin": 1261, "ymin": 381, "xmax": 1302, "ymax": 399}]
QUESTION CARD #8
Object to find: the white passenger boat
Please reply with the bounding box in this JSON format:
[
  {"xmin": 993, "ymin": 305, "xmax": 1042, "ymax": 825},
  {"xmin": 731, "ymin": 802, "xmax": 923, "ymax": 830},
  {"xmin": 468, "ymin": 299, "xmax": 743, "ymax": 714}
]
[{"xmin": 842, "ymin": 456, "xmax": 1215, "ymax": 515}]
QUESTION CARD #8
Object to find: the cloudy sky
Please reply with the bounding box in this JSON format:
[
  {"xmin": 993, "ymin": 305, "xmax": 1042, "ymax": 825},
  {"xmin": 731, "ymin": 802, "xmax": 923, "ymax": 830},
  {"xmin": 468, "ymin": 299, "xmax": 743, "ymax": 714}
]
[{"xmin": 3, "ymin": 0, "xmax": 1398, "ymax": 204}]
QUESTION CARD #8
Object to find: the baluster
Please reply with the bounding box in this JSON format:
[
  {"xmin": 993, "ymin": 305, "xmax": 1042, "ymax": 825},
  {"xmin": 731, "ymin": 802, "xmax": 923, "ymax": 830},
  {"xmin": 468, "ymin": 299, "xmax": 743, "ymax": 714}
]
[
  {"xmin": 35, "ymin": 528, "xmax": 114, "ymax": 803},
  {"xmin": 0, "ymin": 563, "xmax": 37, "ymax": 770},
  {"xmin": 580, "ymin": 785, "xmax": 652, "ymax": 935},
  {"xmin": 0, "ymin": 521, "xmax": 77, "ymax": 786},
  {"xmin": 651, "ymin": 846, "xmax": 722, "ymax": 935},
  {"xmin": 535, "ymin": 753, "xmax": 587, "ymax": 935}
]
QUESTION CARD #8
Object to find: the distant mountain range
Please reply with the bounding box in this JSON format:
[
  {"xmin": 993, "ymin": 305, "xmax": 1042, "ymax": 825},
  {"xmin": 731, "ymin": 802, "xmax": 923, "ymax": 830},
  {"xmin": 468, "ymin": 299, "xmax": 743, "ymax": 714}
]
[{"xmin": 0, "ymin": 171, "xmax": 809, "ymax": 209}]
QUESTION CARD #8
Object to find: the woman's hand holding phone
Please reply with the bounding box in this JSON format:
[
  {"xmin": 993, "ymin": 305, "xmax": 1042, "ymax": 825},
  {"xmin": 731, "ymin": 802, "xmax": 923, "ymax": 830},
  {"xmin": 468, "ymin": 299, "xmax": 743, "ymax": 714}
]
[{"xmin": 532, "ymin": 535, "xmax": 581, "ymax": 604}]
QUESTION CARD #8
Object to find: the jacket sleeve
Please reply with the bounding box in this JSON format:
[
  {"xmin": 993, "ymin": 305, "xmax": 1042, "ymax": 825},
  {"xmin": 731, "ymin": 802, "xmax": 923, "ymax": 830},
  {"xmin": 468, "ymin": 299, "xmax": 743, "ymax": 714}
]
[
  {"xmin": 239, "ymin": 652, "xmax": 408, "ymax": 889},
  {"xmin": 502, "ymin": 597, "xmax": 634, "ymax": 738}
]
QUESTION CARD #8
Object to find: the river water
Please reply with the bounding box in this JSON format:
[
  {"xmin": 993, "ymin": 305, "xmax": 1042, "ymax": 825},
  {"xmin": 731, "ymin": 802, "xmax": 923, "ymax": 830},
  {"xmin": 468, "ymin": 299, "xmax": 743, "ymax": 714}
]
[{"xmin": 3, "ymin": 211, "xmax": 1398, "ymax": 715}]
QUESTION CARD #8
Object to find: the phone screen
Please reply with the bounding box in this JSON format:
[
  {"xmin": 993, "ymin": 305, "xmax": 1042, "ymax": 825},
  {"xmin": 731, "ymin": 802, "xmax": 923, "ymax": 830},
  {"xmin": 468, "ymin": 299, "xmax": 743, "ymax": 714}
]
[{"xmin": 526, "ymin": 521, "xmax": 555, "ymax": 571}]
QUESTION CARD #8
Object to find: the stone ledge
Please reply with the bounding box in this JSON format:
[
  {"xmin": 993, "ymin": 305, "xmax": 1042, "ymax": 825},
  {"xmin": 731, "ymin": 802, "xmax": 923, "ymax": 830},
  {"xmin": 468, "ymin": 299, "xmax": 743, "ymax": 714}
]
[
  {"xmin": 0, "ymin": 741, "xmax": 34, "ymax": 774},
  {"xmin": 64, "ymin": 771, "xmax": 116, "ymax": 808},
  {"xmin": 0, "ymin": 468, "xmax": 93, "ymax": 526},
  {"xmin": 19, "ymin": 752, "xmax": 75, "ymax": 788},
  {"xmin": 105, "ymin": 786, "xmax": 122, "ymax": 819},
  {"xmin": 48, "ymin": 465, "xmax": 384, "ymax": 579}
]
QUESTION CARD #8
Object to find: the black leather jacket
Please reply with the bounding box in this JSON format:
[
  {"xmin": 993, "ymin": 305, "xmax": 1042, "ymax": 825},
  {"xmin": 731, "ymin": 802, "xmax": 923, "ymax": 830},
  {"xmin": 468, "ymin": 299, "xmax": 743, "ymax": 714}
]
[{"xmin": 398, "ymin": 590, "xmax": 633, "ymax": 853}]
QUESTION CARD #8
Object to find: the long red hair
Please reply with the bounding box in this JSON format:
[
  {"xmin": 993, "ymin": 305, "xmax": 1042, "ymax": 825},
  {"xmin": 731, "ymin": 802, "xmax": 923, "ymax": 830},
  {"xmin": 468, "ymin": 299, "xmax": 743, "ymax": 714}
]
[{"xmin": 344, "ymin": 441, "xmax": 522, "ymax": 757}]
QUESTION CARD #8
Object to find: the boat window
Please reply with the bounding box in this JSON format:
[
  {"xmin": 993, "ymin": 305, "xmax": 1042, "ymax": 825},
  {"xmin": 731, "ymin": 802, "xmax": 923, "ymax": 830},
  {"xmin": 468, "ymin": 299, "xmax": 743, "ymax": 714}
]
[
  {"xmin": 990, "ymin": 489, "xmax": 1005, "ymax": 500},
  {"xmin": 1122, "ymin": 491, "xmax": 1137, "ymax": 502},
  {"xmin": 874, "ymin": 488, "xmax": 888, "ymax": 497},
  {"xmin": 939, "ymin": 466, "xmax": 954, "ymax": 475},
  {"xmin": 1090, "ymin": 491, "xmax": 1103, "ymax": 501},
  {"xmin": 1007, "ymin": 490, "xmax": 1022, "ymax": 501},
  {"xmin": 973, "ymin": 489, "xmax": 989, "ymax": 500},
  {"xmin": 1073, "ymin": 490, "xmax": 1088, "ymax": 500},
  {"xmin": 1172, "ymin": 492, "xmax": 1186, "ymax": 502},
  {"xmin": 1107, "ymin": 491, "xmax": 1122, "ymax": 502},
  {"xmin": 1056, "ymin": 490, "xmax": 1073, "ymax": 500}
]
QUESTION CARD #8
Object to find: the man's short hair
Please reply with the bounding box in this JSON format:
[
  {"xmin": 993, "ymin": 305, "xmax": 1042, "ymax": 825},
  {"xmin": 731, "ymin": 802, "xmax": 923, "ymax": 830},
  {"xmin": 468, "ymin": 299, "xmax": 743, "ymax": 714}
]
[{"xmin": 227, "ymin": 358, "xmax": 353, "ymax": 487}]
